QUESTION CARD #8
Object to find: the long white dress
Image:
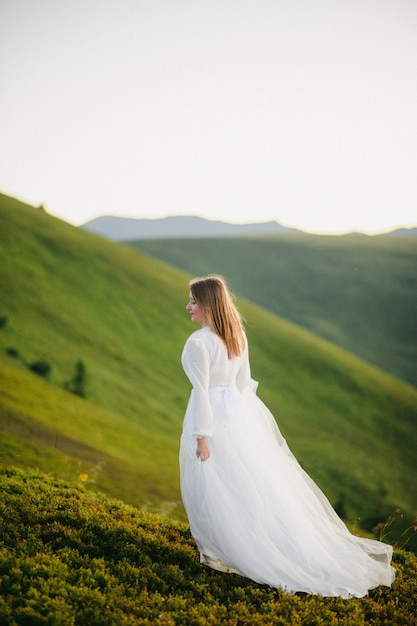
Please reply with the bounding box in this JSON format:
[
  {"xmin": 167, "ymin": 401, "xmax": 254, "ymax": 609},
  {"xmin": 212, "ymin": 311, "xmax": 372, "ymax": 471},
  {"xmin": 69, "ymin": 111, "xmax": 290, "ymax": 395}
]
[{"xmin": 179, "ymin": 326, "xmax": 395, "ymax": 598}]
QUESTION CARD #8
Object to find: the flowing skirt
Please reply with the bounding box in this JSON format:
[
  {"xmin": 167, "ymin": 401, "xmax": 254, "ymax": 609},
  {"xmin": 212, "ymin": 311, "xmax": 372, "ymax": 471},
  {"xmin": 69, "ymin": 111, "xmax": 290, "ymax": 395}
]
[{"xmin": 179, "ymin": 385, "xmax": 395, "ymax": 598}]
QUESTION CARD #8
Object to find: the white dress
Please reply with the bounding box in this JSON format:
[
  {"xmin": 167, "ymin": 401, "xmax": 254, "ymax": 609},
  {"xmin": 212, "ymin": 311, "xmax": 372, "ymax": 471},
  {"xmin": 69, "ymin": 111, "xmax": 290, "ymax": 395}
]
[{"xmin": 179, "ymin": 326, "xmax": 395, "ymax": 598}]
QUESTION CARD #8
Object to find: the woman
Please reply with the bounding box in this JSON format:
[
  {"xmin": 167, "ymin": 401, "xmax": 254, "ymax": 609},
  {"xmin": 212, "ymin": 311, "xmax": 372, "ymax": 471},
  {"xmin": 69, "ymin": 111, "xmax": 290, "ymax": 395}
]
[{"xmin": 179, "ymin": 275, "xmax": 395, "ymax": 598}]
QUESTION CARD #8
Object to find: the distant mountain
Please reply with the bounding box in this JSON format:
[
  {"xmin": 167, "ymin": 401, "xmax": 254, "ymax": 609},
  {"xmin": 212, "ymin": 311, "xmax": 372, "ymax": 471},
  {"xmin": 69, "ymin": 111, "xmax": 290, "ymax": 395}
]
[
  {"xmin": 379, "ymin": 227, "xmax": 417, "ymax": 238},
  {"xmin": 81, "ymin": 215, "xmax": 417, "ymax": 241},
  {"xmin": 80, "ymin": 215, "xmax": 304, "ymax": 241}
]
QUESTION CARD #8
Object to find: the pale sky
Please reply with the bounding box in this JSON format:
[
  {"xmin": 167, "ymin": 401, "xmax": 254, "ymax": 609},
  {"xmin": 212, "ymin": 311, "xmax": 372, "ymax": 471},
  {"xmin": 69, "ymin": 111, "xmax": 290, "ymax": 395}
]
[{"xmin": 1, "ymin": 0, "xmax": 416, "ymax": 234}]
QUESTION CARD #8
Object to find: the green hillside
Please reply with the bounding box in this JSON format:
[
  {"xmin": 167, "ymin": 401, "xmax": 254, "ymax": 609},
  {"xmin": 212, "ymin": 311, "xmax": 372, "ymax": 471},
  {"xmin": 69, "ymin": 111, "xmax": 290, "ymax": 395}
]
[
  {"xmin": 0, "ymin": 192, "xmax": 416, "ymax": 549},
  {"xmin": 128, "ymin": 235, "xmax": 417, "ymax": 387},
  {"xmin": 0, "ymin": 193, "xmax": 192, "ymax": 518},
  {"xmin": 1, "ymin": 467, "xmax": 416, "ymax": 626}
]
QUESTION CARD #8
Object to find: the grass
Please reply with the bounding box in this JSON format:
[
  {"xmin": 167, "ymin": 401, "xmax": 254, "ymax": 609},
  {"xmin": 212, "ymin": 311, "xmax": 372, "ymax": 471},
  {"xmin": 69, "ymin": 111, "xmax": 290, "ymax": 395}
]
[
  {"xmin": 0, "ymin": 192, "xmax": 416, "ymax": 551},
  {"xmin": 0, "ymin": 354, "xmax": 182, "ymax": 517},
  {"xmin": 128, "ymin": 234, "xmax": 417, "ymax": 387},
  {"xmin": 1, "ymin": 466, "xmax": 417, "ymax": 625},
  {"xmin": 0, "ymin": 193, "xmax": 190, "ymax": 436}
]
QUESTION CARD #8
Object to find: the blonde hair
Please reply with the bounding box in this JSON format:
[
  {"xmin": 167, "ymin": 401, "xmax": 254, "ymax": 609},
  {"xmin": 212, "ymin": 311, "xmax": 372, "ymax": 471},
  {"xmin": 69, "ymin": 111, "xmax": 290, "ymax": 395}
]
[{"xmin": 190, "ymin": 275, "xmax": 245, "ymax": 358}]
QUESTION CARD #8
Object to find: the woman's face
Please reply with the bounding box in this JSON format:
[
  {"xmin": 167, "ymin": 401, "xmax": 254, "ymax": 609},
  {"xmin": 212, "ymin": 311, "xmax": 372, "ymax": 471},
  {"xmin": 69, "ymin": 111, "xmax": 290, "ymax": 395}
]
[{"xmin": 186, "ymin": 292, "xmax": 207, "ymax": 326}]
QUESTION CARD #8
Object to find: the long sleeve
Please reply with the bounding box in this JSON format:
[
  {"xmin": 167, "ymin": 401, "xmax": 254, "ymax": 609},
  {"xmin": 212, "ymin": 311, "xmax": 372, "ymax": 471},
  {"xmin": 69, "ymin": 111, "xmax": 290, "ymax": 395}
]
[{"xmin": 181, "ymin": 333, "xmax": 214, "ymax": 438}]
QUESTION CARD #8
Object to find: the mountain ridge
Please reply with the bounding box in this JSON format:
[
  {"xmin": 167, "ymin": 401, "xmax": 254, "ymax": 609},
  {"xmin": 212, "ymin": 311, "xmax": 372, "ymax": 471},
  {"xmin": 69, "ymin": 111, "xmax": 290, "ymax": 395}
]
[
  {"xmin": 81, "ymin": 213, "xmax": 417, "ymax": 241},
  {"xmin": 81, "ymin": 214, "xmax": 304, "ymax": 240}
]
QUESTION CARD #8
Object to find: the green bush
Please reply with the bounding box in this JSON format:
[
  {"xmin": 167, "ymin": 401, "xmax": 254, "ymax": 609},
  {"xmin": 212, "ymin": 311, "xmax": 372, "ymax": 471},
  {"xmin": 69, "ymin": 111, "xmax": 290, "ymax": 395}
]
[
  {"xmin": 0, "ymin": 466, "xmax": 416, "ymax": 625},
  {"xmin": 29, "ymin": 359, "xmax": 51, "ymax": 378},
  {"xmin": 5, "ymin": 347, "xmax": 19, "ymax": 358},
  {"xmin": 65, "ymin": 360, "xmax": 87, "ymax": 397}
]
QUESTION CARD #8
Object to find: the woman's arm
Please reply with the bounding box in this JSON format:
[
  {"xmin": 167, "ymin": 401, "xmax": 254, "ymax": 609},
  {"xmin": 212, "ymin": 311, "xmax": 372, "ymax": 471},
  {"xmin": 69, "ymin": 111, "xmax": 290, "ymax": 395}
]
[{"xmin": 182, "ymin": 334, "xmax": 213, "ymax": 437}]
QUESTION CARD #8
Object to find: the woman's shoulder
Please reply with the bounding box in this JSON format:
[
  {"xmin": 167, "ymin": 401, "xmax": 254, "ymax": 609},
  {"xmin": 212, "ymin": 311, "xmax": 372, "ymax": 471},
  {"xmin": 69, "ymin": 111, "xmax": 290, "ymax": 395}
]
[{"xmin": 184, "ymin": 326, "xmax": 217, "ymax": 351}]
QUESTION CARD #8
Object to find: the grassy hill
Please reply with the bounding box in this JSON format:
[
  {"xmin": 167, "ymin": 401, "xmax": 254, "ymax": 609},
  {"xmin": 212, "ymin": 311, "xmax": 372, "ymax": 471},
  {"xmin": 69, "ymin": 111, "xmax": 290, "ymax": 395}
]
[
  {"xmin": 128, "ymin": 235, "xmax": 417, "ymax": 387},
  {"xmin": 0, "ymin": 192, "xmax": 416, "ymax": 550},
  {"xmin": 0, "ymin": 193, "xmax": 192, "ymax": 518},
  {"xmin": 1, "ymin": 466, "xmax": 417, "ymax": 625}
]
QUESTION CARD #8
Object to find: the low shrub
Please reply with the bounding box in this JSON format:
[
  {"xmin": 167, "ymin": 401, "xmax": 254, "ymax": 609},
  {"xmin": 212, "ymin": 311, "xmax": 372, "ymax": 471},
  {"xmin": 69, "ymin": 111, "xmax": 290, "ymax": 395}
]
[
  {"xmin": 0, "ymin": 466, "xmax": 416, "ymax": 625},
  {"xmin": 5, "ymin": 347, "xmax": 19, "ymax": 358},
  {"xmin": 64, "ymin": 360, "xmax": 87, "ymax": 397},
  {"xmin": 28, "ymin": 359, "xmax": 51, "ymax": 378}
]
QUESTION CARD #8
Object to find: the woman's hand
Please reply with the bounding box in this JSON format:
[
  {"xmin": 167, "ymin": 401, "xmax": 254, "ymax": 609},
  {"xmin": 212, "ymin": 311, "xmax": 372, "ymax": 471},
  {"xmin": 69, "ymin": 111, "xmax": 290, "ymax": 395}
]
[{"xmin": 196, "ymin": 437, "xmax": 210, "ymax": 461}]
